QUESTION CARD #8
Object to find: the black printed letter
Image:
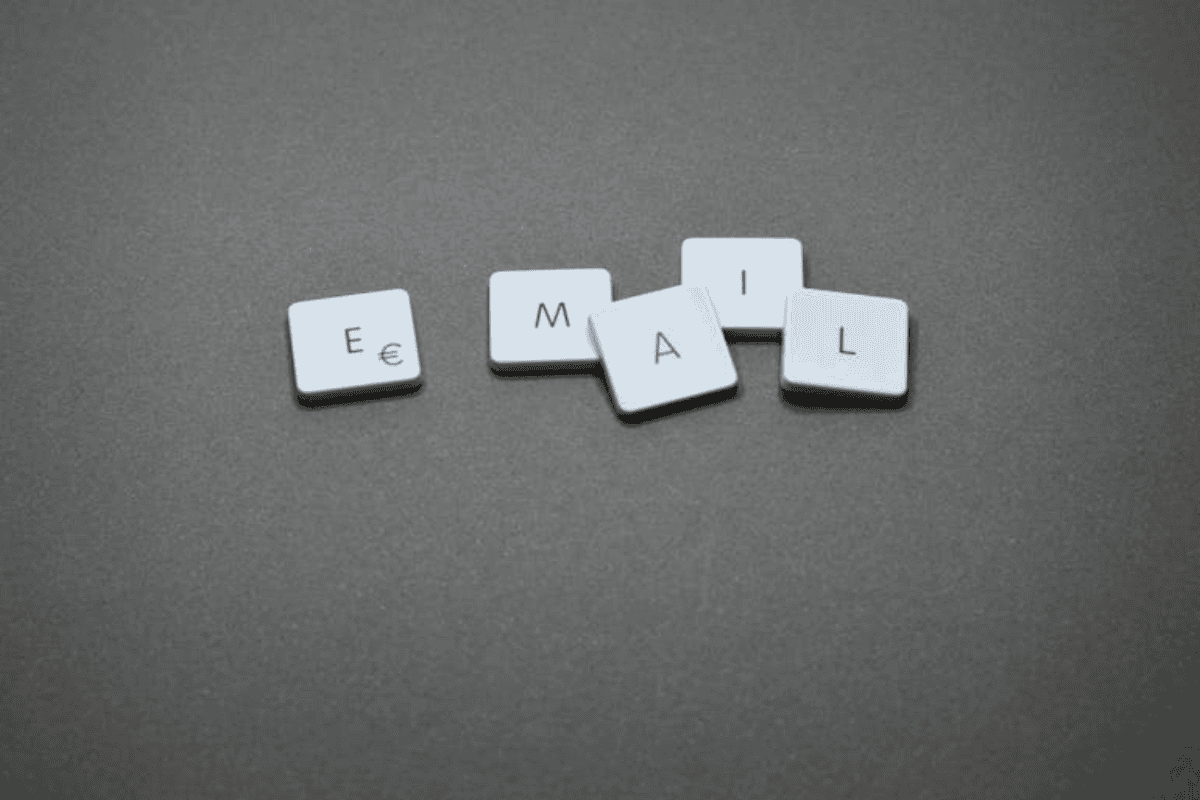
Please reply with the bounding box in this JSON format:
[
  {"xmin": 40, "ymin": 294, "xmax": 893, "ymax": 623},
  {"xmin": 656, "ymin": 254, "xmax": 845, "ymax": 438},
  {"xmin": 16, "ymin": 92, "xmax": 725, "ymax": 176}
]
[
  {"xmin": 655, "ymin": 332, "xmax": 681, "ymax": 364},
  {"xmin": 839, "ymin": 326, "xmax": 855, "ymax": 355},
  {"xmin": 535, "ymin": 302, "xmax": 570, "ymax": 328},
  {"xmin": 345, "ymin": 327, "xmax": 363, "ymax": 354}
]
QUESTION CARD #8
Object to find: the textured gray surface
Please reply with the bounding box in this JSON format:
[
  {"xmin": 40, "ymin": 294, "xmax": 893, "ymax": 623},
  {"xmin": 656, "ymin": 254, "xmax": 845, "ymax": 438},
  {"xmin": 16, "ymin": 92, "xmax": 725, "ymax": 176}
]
[{"xmin": 2, "ymin": 1, "xmax": 1199, "ymax": 797}]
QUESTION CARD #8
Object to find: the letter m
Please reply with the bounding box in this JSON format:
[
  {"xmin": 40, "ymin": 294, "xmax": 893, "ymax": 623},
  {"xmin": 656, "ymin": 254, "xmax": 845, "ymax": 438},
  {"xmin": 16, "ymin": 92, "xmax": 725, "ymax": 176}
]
[{"xmin": 535, "ymin": 302, "xmax": 570, "ymax": 328}]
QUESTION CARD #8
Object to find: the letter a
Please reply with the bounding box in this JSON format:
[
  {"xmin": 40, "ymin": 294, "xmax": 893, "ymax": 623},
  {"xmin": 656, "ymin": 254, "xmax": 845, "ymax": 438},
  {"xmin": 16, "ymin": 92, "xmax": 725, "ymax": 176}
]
[
  {"xmin": 535, "ymin": 302, "xmax": 570, "ymax": 328},
  {"xmin": 654, "ymin": 332, "xmax": 681, "ymax": 364}
]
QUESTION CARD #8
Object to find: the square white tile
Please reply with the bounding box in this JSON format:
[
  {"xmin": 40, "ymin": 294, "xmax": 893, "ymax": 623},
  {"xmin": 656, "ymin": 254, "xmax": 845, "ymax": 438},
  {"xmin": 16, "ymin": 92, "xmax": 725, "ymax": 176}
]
[
  {"xmin": 680, "ymin": 237, "xmax": 803, "ymax": 333},
  {"xmin": 588, "ymin": 285, "xmax": 738, "ymax": 415},
  {"xmin": 489, "ymin": 268, "xmax": 613, "ymax": 371},
  {"xmin": 781, "ymin": 288, "xmax": 908, "ymax": 397},
  {"xmin": 288, "ymin": 288, "xmax": 422, "ymax": 399}
]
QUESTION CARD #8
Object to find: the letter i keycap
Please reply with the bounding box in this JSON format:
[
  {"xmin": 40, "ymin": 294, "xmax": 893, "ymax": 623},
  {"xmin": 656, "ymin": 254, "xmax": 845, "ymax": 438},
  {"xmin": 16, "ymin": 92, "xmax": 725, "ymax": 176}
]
[
  {"xmin": 488, "ymin": 268, "xmax": 613, "ymax": 371},
  {"xmin": 587, "ymin": 285, "xmax": 738, "ymax": 415},
  {"xmin": 681, "ymin": 238, "xmax": 803, "ymax": 333},
  {"xmin": 287, "ymin": 288, "xmax": 422, "ymax": 400},
  {"xmin": 781, "ymin": 288, "xmax": 908, "ymax": 398}
]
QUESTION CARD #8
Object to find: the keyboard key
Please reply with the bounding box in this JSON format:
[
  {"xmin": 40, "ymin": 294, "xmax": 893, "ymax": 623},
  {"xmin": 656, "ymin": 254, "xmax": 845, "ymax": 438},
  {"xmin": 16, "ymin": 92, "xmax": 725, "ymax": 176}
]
[
  {"xmin": 288, "ymin": 288, "xmax": 422, "ymax": 399},
  {"xmin": 488, "ymin": 268, "xmax": 613, "ymax": 371},
  {"xmin": 680, "ymin": 237, "xmax": 803, "ymax": 333},
  {"xmin": 588, "ymin": 285, "xmax": 738, "ymax": 415},
  {"xmin": 781, "ymin": 288, "xmax": 908, "ymax": 397}
]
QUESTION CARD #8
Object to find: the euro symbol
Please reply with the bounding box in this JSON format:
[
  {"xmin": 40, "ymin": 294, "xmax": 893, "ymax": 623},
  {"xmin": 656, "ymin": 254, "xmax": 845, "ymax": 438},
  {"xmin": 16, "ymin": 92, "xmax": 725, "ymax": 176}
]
[{"xmin": 378, "ymin": 342, "xmax": 404, "ymax": 366}]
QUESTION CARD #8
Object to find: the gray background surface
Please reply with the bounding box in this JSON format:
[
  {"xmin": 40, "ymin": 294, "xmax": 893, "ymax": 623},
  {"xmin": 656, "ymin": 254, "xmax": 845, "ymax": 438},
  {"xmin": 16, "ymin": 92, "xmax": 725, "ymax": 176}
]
[{"xmin": 3, "ymin": 1, "xmax": 1199, "ymax": 797}]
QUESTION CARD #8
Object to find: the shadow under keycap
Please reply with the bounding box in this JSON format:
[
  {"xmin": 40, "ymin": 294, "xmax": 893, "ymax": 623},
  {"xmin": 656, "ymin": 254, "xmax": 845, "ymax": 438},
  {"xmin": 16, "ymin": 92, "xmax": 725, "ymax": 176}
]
[
  {"xmin": 724, "ymin": 330, "xmax": 782, "ymax": 344},
  {"xmin": 489, "ymin": 360, "xmax": 735, "ymax": 424},
  {"xmin": 488, "ymin": 363, "xmax": 605, "ymax": 379},
  {"xmin": 612, "ymin": 384, "xmax": 739, "ymax": 425},
  {"xmin": 295, "ymin": 382, "xmax": 423, "ymax": 409}
]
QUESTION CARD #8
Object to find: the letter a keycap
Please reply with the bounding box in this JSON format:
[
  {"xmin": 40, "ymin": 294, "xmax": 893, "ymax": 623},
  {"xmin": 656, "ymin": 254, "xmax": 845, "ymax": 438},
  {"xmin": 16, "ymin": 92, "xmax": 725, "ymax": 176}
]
[
  {"xmin": 288, "ymin": 288, "xmax": 423, "ymax": 401},
  {"xmin": 587, "ymin": 285, "xmax": 737, "ymax": 416},
  {"xmin": 489, "ymin": 269, "xmax": 613, "ymax": 371}
]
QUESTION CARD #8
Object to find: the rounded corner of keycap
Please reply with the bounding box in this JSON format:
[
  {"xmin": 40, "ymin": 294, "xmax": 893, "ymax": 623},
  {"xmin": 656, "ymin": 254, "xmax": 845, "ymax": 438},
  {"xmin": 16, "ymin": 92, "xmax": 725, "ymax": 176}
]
[
  {"xmin": 612, "ymin": 396, "xmax": 641, "ymax": 416},
  {"xmin": 293, "ymin": 370, "xmax": 320, "ymax": 395},
  {"xmin": 294, "ymin": 382, "xmax": 329, "ymax": 402}
]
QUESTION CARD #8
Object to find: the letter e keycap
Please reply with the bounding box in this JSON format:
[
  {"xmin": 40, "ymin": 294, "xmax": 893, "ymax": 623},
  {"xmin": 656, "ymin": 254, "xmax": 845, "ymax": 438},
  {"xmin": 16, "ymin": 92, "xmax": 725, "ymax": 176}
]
[{"xmin": 287, "ymin": 288, "xmax": 422, "ymax": 400}]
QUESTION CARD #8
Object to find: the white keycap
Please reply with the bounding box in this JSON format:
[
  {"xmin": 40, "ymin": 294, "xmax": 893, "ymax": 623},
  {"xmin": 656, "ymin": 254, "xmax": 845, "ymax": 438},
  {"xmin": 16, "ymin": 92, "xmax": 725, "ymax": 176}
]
[
  {"xmin": 489, "ymin": 268, "xmax": 613, "ymax": 371},
  {"xmin": 680, "ymin": 237, "xmax": 803, "ymax": 333},
  {"xmin": 288, "ymin": 288, "xmax": 422, "ymax": 398},
  {"xmin": 781, "ymin": 288, "xmax": 908, "ymax": 397},
  {"xmin": 587, "ymin": 285, "xmax": 738, "ymax": 415}
]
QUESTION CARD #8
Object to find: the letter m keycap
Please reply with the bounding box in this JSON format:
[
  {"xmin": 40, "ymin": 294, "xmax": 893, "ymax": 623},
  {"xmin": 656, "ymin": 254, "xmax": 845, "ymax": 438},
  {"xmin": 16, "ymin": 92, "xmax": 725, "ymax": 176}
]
[
  {"xmin": 488, "ymin": 269, "xmax": 612, "ymax": 371},
  {"xmin": 535, "ymin": 302, "xmax": 570, "ymax": 328}
]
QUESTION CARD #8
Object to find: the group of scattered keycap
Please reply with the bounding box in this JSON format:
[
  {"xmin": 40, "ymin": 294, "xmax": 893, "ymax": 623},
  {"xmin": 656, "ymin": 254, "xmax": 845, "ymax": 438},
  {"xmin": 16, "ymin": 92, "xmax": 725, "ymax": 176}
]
[{"xmin": 287, "ymin": 238, "xmax": 910, "ymax": 414}]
